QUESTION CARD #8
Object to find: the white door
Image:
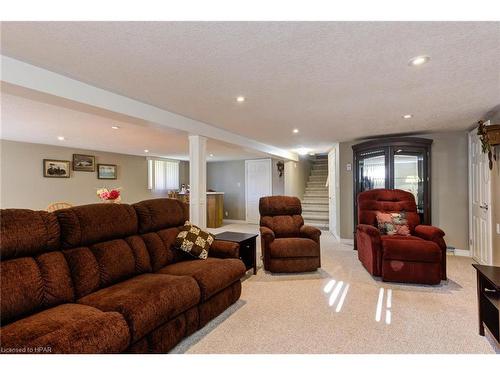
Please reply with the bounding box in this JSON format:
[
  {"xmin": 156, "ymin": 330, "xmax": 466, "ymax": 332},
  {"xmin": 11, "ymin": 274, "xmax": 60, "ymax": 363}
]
[
  {"xmin": 328, "ymin": 145, "xmax": 340, "ymax": 239},
  {"xmin": 469, "ymin": 127, "xmax": 492, "ymax": 265},
  {"xmin": 245, "ymin": 159, "xmax": 272, "ymax": 224}
]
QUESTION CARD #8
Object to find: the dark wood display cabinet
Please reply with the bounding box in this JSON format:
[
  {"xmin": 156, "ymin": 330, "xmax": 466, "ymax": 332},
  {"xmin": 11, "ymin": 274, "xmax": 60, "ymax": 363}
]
[{"xmin": 352, "ymin": 137, "xmax": 433, "ymax": 249}]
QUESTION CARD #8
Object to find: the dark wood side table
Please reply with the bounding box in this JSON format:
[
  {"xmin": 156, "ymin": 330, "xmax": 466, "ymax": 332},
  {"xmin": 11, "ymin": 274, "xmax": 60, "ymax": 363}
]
[
  {"xmin": 215, "ymin": 231, "xmax": 258, "ymax": 275},
  {"xmin": 472, "ymin": 264, "xmax": 500, "ymax": 343}
]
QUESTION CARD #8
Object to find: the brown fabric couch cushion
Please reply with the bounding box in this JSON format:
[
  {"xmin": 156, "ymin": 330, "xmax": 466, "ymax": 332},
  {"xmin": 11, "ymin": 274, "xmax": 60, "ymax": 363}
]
[
  {"xmin": 0, "ymin": 209, "xmax": 60, "ymax": 260},
  {"xmin": 77, "ymin": 273, "xmax": 200, "ymax": 342},
  {"xmin": 259, "ymin": 196, "xmax": 305, "ymax": 238},
  {"xmin": 381, "ymin": 237, "xmax": 441, "ymax": 263},
  {"xmin": 1, "ymin": 252, "xmax": 74, "ymax": 325},
  {"xmin": 269, "ymin": 238, "xmax": 320, "ymax": 258},
  {"xmin": 62, "ymin": 235, "xmax": 152, "ymax": 299},
  {"xmin": 133, "ymin": 198, "xmax": 188, "ymax": 234},
  {"xmin": 265, "ymin": 257, "xmax": 321, "ymax": 273},
  {"xmin": 141, "ymin": 228, "xmax": 193, "ymax": 271},
  {"xmin": 0, "ymin": 303, "xmax": 129, "ymax": 354},
  {"xmin": 56, "ymin": 203, "xmax": 138, "ymax": 248},
  {"xmin": 198, "ymin": 281, "xmax": 242, "ymax": 328},
  {"xmin": 158, "ymin": 258, "xmax": 246, "ymax": 301},
  {"xmin": 127, "ymin": 306, "xmax": 199, "ymax": 353},
  {"xmin": 259, "ymin": 196, "xmax": 302, "ymax": 216}
]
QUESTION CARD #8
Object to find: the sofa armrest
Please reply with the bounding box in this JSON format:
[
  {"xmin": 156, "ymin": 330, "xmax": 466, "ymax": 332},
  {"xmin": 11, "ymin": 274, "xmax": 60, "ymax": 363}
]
[
  {"xmin": 260, "ymin": 226, "xmax": 275, "ymax": 244},
  {"xmin": 415, "ymin": 225, "xmax": 447, "ymax": 280},
  {"xmin": 414, "ymin": 225, "xmax": 445, "ymax": 243},
  {"xmin": 209, "ymin": 240, "xmax": 240, "ymax": 259},
  {"xmin": 300, "ymin": 225, "xmax": 321, "ymax": 243},
  {"xmin": 357, "ymin": 224, "xmax": 381, "ymax": 238},
  {"xmin": 356, "ymin": 224, "xmax": 383, "ymax": 276}
]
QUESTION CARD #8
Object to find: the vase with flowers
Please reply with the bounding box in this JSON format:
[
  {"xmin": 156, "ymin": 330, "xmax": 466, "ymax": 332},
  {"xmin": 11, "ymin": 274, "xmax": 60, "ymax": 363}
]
[{"xmin": 97, "ymin": 187, "xmax": 122, "ymax": 203}]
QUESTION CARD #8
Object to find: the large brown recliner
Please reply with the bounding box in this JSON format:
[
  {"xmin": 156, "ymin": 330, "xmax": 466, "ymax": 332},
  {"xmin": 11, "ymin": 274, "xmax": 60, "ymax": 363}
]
[
  {"xmin": 356, "ymin": 189, "xmax": 447, "ymax": 285},
  {"xmin": 259, "ymin": 196, "xmax": 321, "ymax": 273},
  {"xmin": 0, "ymin": 198, "xmax": 245, "ymax": 354}
]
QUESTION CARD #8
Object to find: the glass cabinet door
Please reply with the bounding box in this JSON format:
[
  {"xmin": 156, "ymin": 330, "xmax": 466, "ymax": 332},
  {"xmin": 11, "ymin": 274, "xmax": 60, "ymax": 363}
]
[
  {"xmin": 392, "ymin": 150, "xmax": 425, "ymax": 222},
  {"xmin": 357, "ymin": 150, "xmax": 387, "ymax": 192},
  {"xmin": 352, "ymin": 137, "xmax": 432, "ymax": 248}
]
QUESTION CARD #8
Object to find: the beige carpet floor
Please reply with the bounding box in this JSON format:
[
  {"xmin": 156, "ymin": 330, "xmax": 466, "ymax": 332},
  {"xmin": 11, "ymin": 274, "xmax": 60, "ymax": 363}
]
[{"xmin": 170, "ymin": 223, "xmax": 500, "ymax": 354}]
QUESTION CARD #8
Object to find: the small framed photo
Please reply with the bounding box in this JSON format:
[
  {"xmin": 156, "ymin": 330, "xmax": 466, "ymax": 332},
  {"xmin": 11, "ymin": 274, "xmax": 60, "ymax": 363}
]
[
  {"xmin": 43, "ymin": 159, "xmax": 70, "ymax": 178},
  {"xmin": 73, "ymin": 154, "xmax": 95, "ymax": 172},
  {"xmin": 97, "ymin": 164, "xmax": 117, "ymax": 180}
]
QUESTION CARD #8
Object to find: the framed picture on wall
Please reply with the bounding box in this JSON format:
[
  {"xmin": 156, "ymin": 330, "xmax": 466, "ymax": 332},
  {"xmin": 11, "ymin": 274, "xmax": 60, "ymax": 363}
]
[
  {"xmin": 97, "ymin": 164, "xmax": 117, "ymax": 179},
  {"xmin": 43, "ymin": 159, "xmax": 71, "ymax": 178},
  {"xmin": 73, "ymin": 154, "xmax": 96, "ymax": 172}
]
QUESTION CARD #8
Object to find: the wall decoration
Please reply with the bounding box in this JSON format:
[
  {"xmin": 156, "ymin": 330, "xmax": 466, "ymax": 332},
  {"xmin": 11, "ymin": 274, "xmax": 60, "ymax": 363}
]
[
  {"xmin": 43, "ymin": 159, "xmax": 70, "ymax": 178},
  {"xmin": 96, "ymin": 187, "xmax": 122, "ymax": 203},
  {"xmin": 477, "ymin": 120, "xmax": 499, "ymax": 170},
  {"xmin": 276, "ymin": 161, "xmax": 285, "ymax": 177},
  {"xmin": 73, "ymin": 154, "xmax": 96, "ymax": 172},
  {"xmin": 97, "ymin": 164, "xmax": 117, "ymax": 179}
]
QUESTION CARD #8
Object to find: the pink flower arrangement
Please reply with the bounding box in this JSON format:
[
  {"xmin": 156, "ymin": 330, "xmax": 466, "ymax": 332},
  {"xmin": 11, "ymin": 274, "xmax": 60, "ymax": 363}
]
[{"xmin": 97, "ymin": 187, "xmax": 122, "ymax": 202}]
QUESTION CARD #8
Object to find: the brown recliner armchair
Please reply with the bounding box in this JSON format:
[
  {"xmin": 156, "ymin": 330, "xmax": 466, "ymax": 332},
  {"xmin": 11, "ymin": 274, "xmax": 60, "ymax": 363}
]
[
  {"xmin": 259, "ymin": 196, "xmax": 321, "ymax": 273},
  {"xmin": 356, "ymin": 189, "xmax": 447, "ymax": 285}
]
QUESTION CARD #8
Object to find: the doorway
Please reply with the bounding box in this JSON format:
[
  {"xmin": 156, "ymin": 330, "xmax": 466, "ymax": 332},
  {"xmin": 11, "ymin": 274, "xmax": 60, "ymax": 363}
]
[
  {"xmin": 245, "ymin": 159, "xmax": 272, "ymax": 224},
  {"xmin": 469, "ymin": 127, "xmax": 493, "ymax": 265}
]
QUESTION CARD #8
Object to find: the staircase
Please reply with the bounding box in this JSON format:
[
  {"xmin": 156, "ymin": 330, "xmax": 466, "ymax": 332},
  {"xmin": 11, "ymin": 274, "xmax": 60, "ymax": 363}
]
[{"xmin": 302, "ymin": 155, "xmax": 329, "ymax": 230}]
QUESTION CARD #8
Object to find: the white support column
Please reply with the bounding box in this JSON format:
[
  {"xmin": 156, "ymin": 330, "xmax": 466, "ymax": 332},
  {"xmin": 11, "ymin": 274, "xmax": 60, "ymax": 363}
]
[{"xmin": 189, "ymin": 135, "xmax": 207, "ymax": 228}]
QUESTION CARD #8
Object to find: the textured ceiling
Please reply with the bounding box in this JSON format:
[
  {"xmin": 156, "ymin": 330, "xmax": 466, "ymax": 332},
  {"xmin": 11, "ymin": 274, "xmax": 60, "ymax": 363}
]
[
  {"xmin": 1, "ymin": 21, "xmax": 499, "ymax": 152},
  {"xmin": 0, "ymin": 86, "xmax": 267, "ymax": 161}
]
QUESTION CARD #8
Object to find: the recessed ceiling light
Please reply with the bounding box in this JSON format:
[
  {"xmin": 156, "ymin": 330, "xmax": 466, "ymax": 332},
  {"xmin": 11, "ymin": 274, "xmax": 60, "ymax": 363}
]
[
  {"xmin": 111, "ymin": 126, "xmax": 120, "ymax": 130},
  {"xmin": 57, "ymin": 136, "xmax": 65, "ymax": 141},
  {"xmin": 236, "ymin": 96, "xmax": 246, "ymax": 103},
  {"xmin": 293, "ymin": 129, "xmax": 299, "ymax": 134},
  {"xmin": 209, "ymin": 153, "xmax": 214, "ymax": 157},
  {"xmin": 408, "ymin": 55, "xmax": 430, "ymax": 66},
  {"xmin": 402, "ymin": 114, "xmax": 413, "ymax": 119},
  {"xmin": 144, "ymin": 149, "xmax": 149, "ymax": 153},
  {"xmin": 296, "ymin": 148, "xmax": 309, "ymax": 156}
]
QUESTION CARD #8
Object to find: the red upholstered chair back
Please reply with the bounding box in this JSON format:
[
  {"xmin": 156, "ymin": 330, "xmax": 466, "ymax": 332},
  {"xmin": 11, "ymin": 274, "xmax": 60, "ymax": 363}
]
[
  {"xmin": 357, "ymin": 189, "xmax": 420, "ymax": 232},
  {"xmin": 259, "ymin": 196, "xmax": 304, "ymax": 238}
]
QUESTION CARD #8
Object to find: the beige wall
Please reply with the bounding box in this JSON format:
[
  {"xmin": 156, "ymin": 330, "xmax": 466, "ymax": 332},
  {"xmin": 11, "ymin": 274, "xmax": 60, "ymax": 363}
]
[
  {"xmin": 284, "ymin": 156, "xmax": 312, "ymax": 200},
  {"xmin": 0, "ymin": 140, "xmax": 187, "ymax": 209},
  {"xmin": 206, "ymin": 158, "xmax": 285, "ymax": 221},
  {"xmin": 339, "ymin": 131, "xmax": 470, "ymax": 250},
  {"xmin": 207, "ymin": 160, "xmax": 246, "ymax": 221}
]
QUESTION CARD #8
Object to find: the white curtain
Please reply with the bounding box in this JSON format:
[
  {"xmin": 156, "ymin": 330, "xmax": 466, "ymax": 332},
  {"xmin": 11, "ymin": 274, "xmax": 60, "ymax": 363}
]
[{"xmin": 147, "ymin": 158, "xmax": 179, "ymax": 191}]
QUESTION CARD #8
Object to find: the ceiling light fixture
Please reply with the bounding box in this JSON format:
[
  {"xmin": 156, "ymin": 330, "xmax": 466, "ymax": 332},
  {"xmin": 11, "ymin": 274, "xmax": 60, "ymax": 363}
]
[
  {"xmin": 57, "ymin": 136, "xmax": 65, "ymax": 141},
  {"xmin": 408, "ymin": 55, "xmax": 430, "ymax": 66},
  {"xmin": 111, "ymin": 126, "xmax": 120, "ymax": 130},
  {"xmin": 144, "ymin": 149, "xmax": 149, "ymax": 153},
  {"xmin": 402, "ymin": 114, "xmax": 413, "ymax": 119},
  {"xmin": 296, "ymin": 148, "xmax": 309, "ymax": 156},
  {"xmin": 293, "ymin": 129, "xmax": 299, "ymax": 134},
  {"xmin": 236, "ymin": 96, "xmax": 246, "ymax": 103},
  {"xmin": 309, "ymin": 152, "xmax": 315, "ymax": 156},
  {"xmin": 209, "ymin": 153, "xmax": 214, "ymax": 157}
]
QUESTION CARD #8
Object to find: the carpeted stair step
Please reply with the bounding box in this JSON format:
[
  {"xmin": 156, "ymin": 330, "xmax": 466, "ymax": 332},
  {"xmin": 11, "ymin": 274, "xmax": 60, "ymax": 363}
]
[
  {"xmin": 302, "ymin": 211, "xmax": 329, "ymax": 221},
  {"xmin": 301, "ymin": 203, "xmax": 329, "ymax": 212},
  {"xmin": 302, "ymin": 197, "xmax": 329, "ymax": 204},
  {"xmin": 304, "ymin": 220, "xmax": 329, "ymax": 230}
]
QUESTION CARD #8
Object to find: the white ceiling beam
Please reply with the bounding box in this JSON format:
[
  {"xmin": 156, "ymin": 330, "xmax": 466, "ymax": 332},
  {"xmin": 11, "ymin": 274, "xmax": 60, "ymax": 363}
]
[{"xmin": 1, "ymin": 55, "xmax": 298, "ymax": 161}]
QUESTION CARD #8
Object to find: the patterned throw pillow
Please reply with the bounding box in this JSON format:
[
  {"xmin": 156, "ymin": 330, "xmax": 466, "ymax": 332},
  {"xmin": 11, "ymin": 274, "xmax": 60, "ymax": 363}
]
[
  {"xmin": 376, "ymin": 211, "xmax": 410, "ymax": 236},
  {"xmin": 175, "ymin": 221, "xmax": 215, "ymax": 259}
]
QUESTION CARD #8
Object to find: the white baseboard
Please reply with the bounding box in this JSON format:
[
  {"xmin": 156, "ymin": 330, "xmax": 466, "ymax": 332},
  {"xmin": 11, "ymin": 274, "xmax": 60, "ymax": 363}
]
[
  {"xmin": 450, "ymin": 249, "xmax": 471, "ymax": 257},
  {"xmin": 339, "ymin": 238, "xmax": 354, "ymax": 245},
  {"xmin": 222, "ymin": 219, "xmax": 248, "ymax": 224}
]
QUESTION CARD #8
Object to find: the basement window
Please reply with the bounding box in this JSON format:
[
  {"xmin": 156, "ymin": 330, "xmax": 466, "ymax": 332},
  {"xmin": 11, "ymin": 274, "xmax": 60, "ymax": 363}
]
[{"xmin": 147, "ymin": 158, "xmax": 179, "ymax": 191}]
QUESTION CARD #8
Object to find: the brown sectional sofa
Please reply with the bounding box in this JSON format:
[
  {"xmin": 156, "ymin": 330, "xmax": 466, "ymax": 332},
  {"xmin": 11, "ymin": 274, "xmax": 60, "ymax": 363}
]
[{"xmin": 0, "ymin": 198, "xmax": 246, "ymax": 353}]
